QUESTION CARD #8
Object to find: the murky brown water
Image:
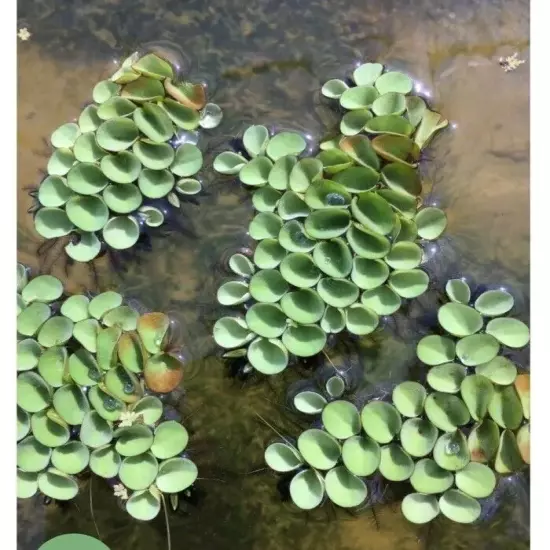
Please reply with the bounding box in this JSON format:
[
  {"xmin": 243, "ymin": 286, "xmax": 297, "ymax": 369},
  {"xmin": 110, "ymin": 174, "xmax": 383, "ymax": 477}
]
[{"xmin": 17, "ymin": 0, "xmax": 529, "ymax": 549}]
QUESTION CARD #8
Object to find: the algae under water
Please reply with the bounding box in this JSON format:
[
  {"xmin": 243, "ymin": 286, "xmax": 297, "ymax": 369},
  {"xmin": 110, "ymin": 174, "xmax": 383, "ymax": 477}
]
[{"xmin": 17, "ymin": 0, "xmax": 529, "ymax": 548}]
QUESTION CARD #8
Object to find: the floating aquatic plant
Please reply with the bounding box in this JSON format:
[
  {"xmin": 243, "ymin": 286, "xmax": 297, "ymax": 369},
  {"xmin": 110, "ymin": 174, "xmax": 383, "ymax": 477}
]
[
  {"xmin": 16, "ymin": 263, "xmax": 196, "ymax": 521},
  {"xmin": 263, "ymin": 278, "xmax": 529, "ymax": 524},
  {"xmin": 212, "ymin": 63, "xmax": 448, "ymax": 376},
  {"xmin": 32, "ymin": 51, "xmax": 223, "ymax": 262}
]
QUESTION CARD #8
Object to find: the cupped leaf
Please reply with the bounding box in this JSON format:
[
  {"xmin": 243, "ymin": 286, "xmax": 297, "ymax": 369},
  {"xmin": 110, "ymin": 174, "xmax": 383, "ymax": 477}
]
[
  {"xmin": 487, "ymin": 384, "xmax": 523, "ymax": 429},
  {"xmin": 73, "ymin": 318, "xmax": 100, "ymax": 352},
  {"xmin": 280, "ymin": 253, "xmax": 321, "ymax": 288},
  {"xmin": 392, "ymin": 381, "xmax": 426, "ymax": 418},
  {"xmin": 351, "ymin": 257, "xmax": 389, "ymax": 290},
  {"xmin": 89, "ymin": 444, "xmax": 121, "ymax": 478},
  {"xmin": 460, "ymin": 375, "xmax": 494, "ymax": 421},
  {"xmin": 217, "ymin": 280, "xmax": 250, "ymax": 306},
  {"xmin": 88, "ymin": 385, "xmax": 124, "ymax": 422},
  {"xmin": 445, "ymin": 279, "xmax": 471, "ymax": 304},
  {"xmin": 333, "ymin": 165, "xmax": 379, "ymax": 193},
  {"xmin": 414, "ymin": 109, "xmax": 449, "ymax": 150},
  {"xmin": 456, "ymin": 334, "xmax": 500, "ymax": 366},
  {"xmin": 17, "ymin": 372, "xmax": 52, "ymax": 413},
  {"xmin": 360, "ymin": 279, "xmax": 399, "ymax": 314},
  {"xmin": 321, "ymin": 306, "xmax": 346, "ymax": 334},
  {"xmin": 340, "ymin": 109, "xmax": 372, "ymax": 136},
  {"xmin": 21, "ymin": 274, "xmax": 63, "ymax": 304},
  {"xmin": 277, "ymin": 190, "xmax": 309, "ymax": 220},
  {"xmin": 249, "ymin": 212, "xmax": 283, "ymax": 240},
  {"xmin": 213, "ymin": 151, "xmax": 248, "ymax": 175},
  {"xmin": 346, "ymin": 223, "xmax": 391, "ymax": 259},
  {"xmin": 388, "ymin": 269, "xmax": 429, "ymax": 299},
  {"xmin": 321, "ymin": 78, "xmax": 349, "ymax": 98},
  {"xmin": 455, "ymin": 462, "xmax": 496, "ymax": 499},
  {"xmin": 339, "ymin": 135, "xmax": 380, "ymax": 170},
  {"xmin": 326, "ymin": 376, "xmax": 345, "ymax": 398},
  {"xmin": 495, "ymin": 429, "xmax": 524, "ymax": 474},
  {"xmin": 126, "ymin": 489, "xmax": 161, "ymax": 521},
  {"xmin": 360, "ymin": 401, "xmax": 402, "ymax": 444},
  {"xmin": 17, "ymin": 470, "xmax": 39, "ymax": 499},
  {"xmin": 245, "ymin": 303, "xmax": 287, "ymax": 338},
  {"xmin": 385, "ymin": 242, "xmax": 423, "ymax": 270},
  {"xmin": 243, "ymin": 125, "xmax": 270, "ymax": 157},
  {"xmin": 485, "ymin": 318, "xmax": 530, "ymax": 348},
  {"xmin": 289, "ymin": 157, "xmax": 323, "ymax": 193},
  {"xmin": 78, "ymin": 104, "xmax": 102, "ymax": 132},
  {"xmin": 401, "ymin": 493, "xmax": 440, "ymax": 524},
  {"xmin": 353, "ymin": 63, "xmax": 383, "ymax": 86},
  {"xmin": 410, "ymin": 458, "xmax": 453, "ymax": 494},
  {"xmin": 415, "ymin": 207, "xmax": 448, "ymax": 240},
  {"xmin": 342, "ymin": 435, "xmax": 380, "ymax": 476},
  {"xmin": 93, "ymin": 80, "xmax": 122, "ymax": 103},
  {"xmin": 164, "ymin": 79, "xmax": 205, "ymax": 109},
  {"xmin": 37, "ymin": 468, "xmax": 79, "ymax": 500},
  {"xmin": 351, "ymin": 193, "xmax": 395, "ymax": 235},
  {"xmin": 474, "ymin": 290, "xmax": 514, "ymax": 317},
  {"xmin": 467, "ymin": 418, "xmax": 500, "ymax": 463},
  {"xmin": 253, "ymin": 238, "xmax": 287, "ymax": 268},
  {"xmin": 17, "ymin": 339, "xmax": 41, "ymax": 371},
  {"xmin": 53, "ymin": 384, "xmax": 89, "ymax": 425},
  {"xmin": 372, "ymin": 135, "xmax": 420, "ymax": 166},
  {"xmin": 305, "ymin": 179, "xmax": 351, "ymax": 210},
  {"xmin": 156, "ymin": 457, "xmax": 198, "ymax": 493},
  {"xmin": 132, "ymin": 395, "xmax": 164, "ymax": 425},
  {"xmin": 437, "ymin": 303, "xmax": 483, "ymax": 337},
  {"xmin": 312, "ymin": 239, "xmax": 353, "ymax": 278},
  {"xmin": 293, "ymin": 391, "xmax": 327, "ymax": 415},
  {"xmin": 239, "ymin": 156, "xmax": 273, "ymax": 187},
  {"xmin": 115, "ymin": 424, "xmax": 154, "ymax": 457},
  {"xmin": 381, "ymin": 163, "xmax": 421, "ymax": 196},
  {"xmin": 17, "ymin": 436, "xmax": 51, "ymax": 472},
  {"xmin": 80, "ymin": 411, "xmax": 113, "ymax": 449},
  {"xmin": 144, "ymin": 353, "xmax": 183, "ymax": 393},
  {"xmin": 38, "ymin": 175, "xmax": 74, "ymax": 207},
  {"xmin": 68, "ymin": 348, "xmax": 101, "ymax": 386},
  {"xmin": 289, "ymin": 468, "xmax": 325, "ymax": 510},
  {"xmin": 297, "ymin": 428, "xmax": 341, "ymax": 470},
  {"xmin": 365, "ymin": 115, "xmax": 413, "ymax": 137},
  {"xmin": 400, "ymin": 418, "xmax": 438, "ymax": 458},
  {"xmin": 417, "ymin": 335, "xmax": 456, "ymax": 365},
  {"xmin": 265, "ymin": 441, "xmax": 303, "ymax": 472},
  {"xmin": 102, "ymin": 216, "xmax": 140, "ymax": 250},
  {"xmin": 268, "ymin": 155, "xmax": 297, "ymax": 190},
  {"xmin": 171, "ymin": 143, "xmax": 203, "ymax": 177},
  {"xmin": 424, "ymin": 392, "xmax": 470, "ymax": 432},
  {"xmin": 252, "ymin": 187, "xmax": 282, "ymax": 213},
  {"xmin": 102, "ymin": 183, "xmax": 142, "ymax": 214},
  {"xmin": 325, "ymin": 466, "xmax": 368, "ymax": 508},
  {"xmin": 95, "ymin": 117, "xmax": 139, "ymax": 152},
  {"xmin": 375, "ymin": 71, "xmax": 413, "ymax": 95},
  {"xmin": 516, "ymin": 423, "xmax": 530, "ymax": 464},
  {"xmin": 132, "ymin": 52, "xmax": 173, "ymax": 79},
  {"xmin": 104, "ymin": 364, "xmax": 141, "ymax": 403},
  {"xmin": 433, "ymin": 431, "xmax": 470, "ymax": 471},
  {"xmin": 266, "ymin": 132, "xmax": 307, "ymax": 161},
  {"xmin": 282, "ymin": 324, "xmax": 326, "ymax": 357},
  {"xmin": 138, "ymin": 168, "xmax": 175, "ymax": 198},
  {"xmin": 339, "ymin": 85, "xmax": 379, "ymax": 110},
  {"xmin": 378, "ymin": 189, "xmax": 417, "ymax": 219},
  {"xmin": 475, "ymin": 356, "xmax": 517, "ymax": 386},
  {"xmin": 249, "ymin": 269, "xmax": 289, "ymax": 302},
  {"xmin": 17, "ymin": 407, "xmax": 31, "ymax": 442},
  {"xmin": 317, "ymin": 149, "xmax": 353, "ymax": 175},
  {"xmin": 47, "ymin": 147, "xmax": 76, "ymax": 177},
  {"xmin": 119, "ymin": 452, "xmax": 159, "ymax": 490},
  {"xmin": 426, "ymin": 362, "xmax": 467, "ymax": 393},
  {"xmin": 439, "ymin": 489, "xmax": 481, "ymax": 524},
  {"xmin": 31, "ymin": 410, "xmax": 70, "ymax": 447},
  {"xmin": 65, "ymin": 195, "xmax": 109, "ymax": 232},
  {"xmin": 406, "ymin": 96, "xmax": 427, "ymax": 128},
  {"xmin": 213, "ymin": 316, "xmax": 253, "ymax": 349},
  {"xmin": 133, "ymin": 139, "xmax": 175, "ymax": 170},
  {"xmin": 322, "ymin": 400, "xmax": 361, "ymax": 439},
  {"xmin": 372, "ymin": 92, "xmax": 407, "ymax": 116},
  {"xmin": 345, "ymin": 303, "xmax": 379, "ymax": 335},
  {"xmin": 378, "ymin": 444, "xmax": 414, "ymax": 481},
  {"xmin": 121, "ymin": 76, "xmax": 165, "ymax": 102},
  {"xmin": 280, "ymin": 289, "xmax": 325, "ymax": 324},
  {"xmin": 51, "ymin": 441, "xmax": 90, "ymax": 475},
  {"xmin": 100, "ymin": 151, "xmax": 142, "ymax": 184},
  {"xmin": 247, "ymin": 337, "xmax": 289, "ymax": 374},
  {"xmin": 317, "ymin": 277, "xmax": 359, "ymax": 308},
  {"xmin": 278, "ymin": 220, "xmax": 316, "ymax": 253}
]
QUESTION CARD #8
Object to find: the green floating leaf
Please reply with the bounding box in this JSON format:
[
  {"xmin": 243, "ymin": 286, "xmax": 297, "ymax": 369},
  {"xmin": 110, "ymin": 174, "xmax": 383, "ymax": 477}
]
[
  {"xmin": 228, "ymin": 253, "xmax": 255, "ymax": 278},
  {"xmin": 138, "ymin": 205, "xmax": 165, "ymax": 228},
  {"xmin": 119, "ymin": 452, "xmax": 159, "ymax": 490},
  {"xmin": 402, "ymin": 493, "xmax": 440, "ymax": 524},
  {"xmin": 132, "ymin": 53, "xmax": 174, "ymax": 80},
  {"xmin": 149, "ymin": 420, "xmax": 188, "ymax": 459},
  {"xmin": 89, "ymin": 444, "xmax": 121, "ymax": 479},
  {"xmin": 278, "ymin": 220, "xmax": 316, "ymax": 253},
  {"xmin": 372, "ymin": 92, "xmax": 407, "ymax": 116},
  {"xmin": 92, "ymin": 80, "xmax": 121, "ymax": 104},
  {"xmin": 378, "ymin": 444, "xmax": 414, "ymax": 481},
  {"xmin": 53, "ymin": 384, "xmax": 89, "ymax": 425},
  {"xmin": 51, "ymin": 441, "xmax": 90, "ymax": 475},
  {"xmin": 51, "ymin": 122, "xmax": 81, "ymax": 149},
  {"xmin": 488, "ymin": 385, "xmax": 523, "ymax": 430},
  {"xmin": 322, "ymin": 400, "xmax": 361, "ymax": 439},
  {"xmin": 424, "ymin": 392, "xmax": 470, "ymax": 432},
  {"xmin": 495, "ymin": 429, "xmax": 524, "ymax": 474},
  {"xmin": 74, "ymin": 132, "xmax": 107, "ymax": 163},
  {"xmin": 47, "ymin": 148, "xmax": 76, "ymax": 177},
  {"xmin": 136, "ymin": 311, "xmax": 170, "ymax": 354},
  {"xmin": 243, "ymin": 125, "xmax": 270, "ymax": 157},
  {"xmin": 95, "ymin": 117, "xmax": 139, "ymax": 152},
  {"xmin": 17, "ymin": 338, "xmax": 42, "ymax": 371},
  {"xmin": 318, "ymin": 277, "xmax": 359, "ymax": 309},
  {"xmin": 388, "ymin": 269, "xmax": 429, "ymax": 299},
  {"xmin": 65, "ymin": 195, "xmax": 109, "ymax": 232},
  {"xmin": 321, "ymin": 79, "xmax": 349, "ymax": 98},
  {"xmin": 245, "ymin": 303, "xmax": 287, "ymax": 338},
  {"xmin": 325, "ymin": 466, "xmax": 368, "ymax": 508},
  {"xmin": 460, "ymin": 375, "xmax": 494, "ymax": 421},
  {"xmin": 137, "ymin": 168, "xmax": 174, "ymax": 198},
  {"xmin": 164, "ymin": 79, "xmax": 205, "ymax": 109},
  {"xmin": 326, "ymin": 376, "xmax": 345, "ymax": 398},
  {"xmin": 132, "ymin": 396, "xmax": 164, "ymax": 425},
  {"xmin": 437, "ymin": 303, "xmax": 483, "ymax": 337},
  {"xmin": 293, "ymin": 391, "xmax": 327, "ymax": 415},
  {"xmin": 365, "ymin": 115, "xmax": 413, "ymax": 137},
  {"xmin": 290, "ymin": 469, "xmax": 325, "ymax": 510},
  {"xmin": 361, "ymin": 401, "xmax": 401, "ymax": 444},
  {"xmin": 266, "ymin": 132, "xmax": 307, "ymax": 161},
  {"xmin": 455, "ymin": 462, "xmax": 496, "ymax": 499},
  {"xmin": 64, "ymin": 231, "xmax": 101, "ymax": 263},
  {"xmin": 249, "ymin": 269, "xmax": 289, "ymax": 302},
  {"xmin": 102, "ymin": 183, "xmax": 142, "ymax": 214},
  {"xmin": 372, "ymin": 135, "xmax": 420, "ymax": 167},
  {"xmin": 17, "ymin": 407, "xmax": 31, "ymax": 442},
  {"xmin": 414, "ymin": 109, "xmax": 449, "ymax": 150},
  {"xmin": 410, "ymin": 458, "xmax": 453, "ymax": 494},
  {"xmin": 485, "ymin": 318, "xmax": 530, "ymax": 348},
  {"xmin": 517, "ymin": 423, "xmax": 530, "ymax": 465},
  {"xmin": 392, "ymin": 381, "xmax": 426, "ymax": 418},
  {"xmin": 249, "ymin": 212, "xmax": 283, "ymax": 241},
  {"xmin": 280, "ymin": 253, "xmax": 321, "ymax": 288},
  {"xmin": 468, "ymin": 418, "xmax": 500, "ymax": 463},
  {"xmin": 514, "ymin": 374, "xmax": 530, "ymax": 420},
  {"xmin": 375, "ymin": 71, "xmax": 413, "ymax": 95},
  {"xmin": 289, "ymin": 157, "xmax": 323, "ymax": 193},
  {"xmin": 31, "ymin": 409, "xmax": 70, "ymax": 447},
  {"xmin": 345, "ymin": 303, "xmax": 379, "ymax": 335},
  {"xmin": 351, "ymin": 193, "xmax": 395, "ymax": 235},
  {"xmin": 339, "ymin": 135, "xmax": 380, "ymax": 170},
  {"xmin": 213, "ymin": 316, "xmax": 253, "ymax": 349},
  {"xmin": 100, "ymin": 151, "xmax": 142, "ymax": 184},
  {"xmin": 278, "ymin": 190, "xmax": 309, "ymax": 220},
  {"xmin": 340, "ymin": 109, "xmax": 372, "ymax": 136},
  {"xmin": 378, "ymin": 189, "xmax": 417, "ymax": 219},
  {"xmin": 156, "ymin": 457, "xmax": 198, "ymax": 493},
  {"xmin": 426, "ymin": 362, "xmax": 467, "ymax": 393},
  {"xmin": 102, "ymin": 216, "xmax": 140, "ymax": 250},
  {"xmin": 17, "ymin": 436, "xmax": 51, "ymax": 472},
  {"xmin": 97, "ymin": 97, "xmax": 137, "ymax": 120},
  {"xmin": 280, "ymin": 288, "xmax": 325, "ymax": 324},
  {"xmin": 347, "ymin": 223, "xmax": 390, "ymax": 259},
  {"xmin": 213, "ymin": 151, "xmax": 248, "ymax": 175},
  {"xmin": 253, "ymin": 238, "xmax": 287, "ymax": 268},
  {"xmin": 313, "ymin": 239, "xmax": 353, "ymax": 278},
  {"xmin": 78, "ymin": 104, "xmax": 102, "ymax": 132},
  {"xmin": 342, "ymin": 435, "xmax": 380, "ymax": 476},
  {"xmin": 268, "ymin": 155, "xmax": 297, "ymax": 190},
  {"xmin": 406, "ymin": 96, "xmax": 427, "ymax": 128},
  {"xmin": 353, "ymin": 63, "xmax": 383, "ymax": 86},
  {"xmin": 239, "ymin": 156, "xmax": 273, "ymax": 187},
  {"xmin": 133, "ymin": 139, "xmax": 174, "ymax": 170},
  {"xmin": 252, "ymin": 187, "xmax": 281, "ymax": 213},
  {"xmin": 333, "ymin": 165, "xmax": 379, "ymax": 193},
  {"xmin": 304, "ymin": 209, "xmax": 351, "ymax": 240},
  {"xmin": 416, "ymin": 207, "xmax": 447, "ymax": 240},
  {"xmin": 351, "ymin": 257, "xmax": 389, "ymax": 290},
  {"xmin": 474, "ymin": 289, "xmax": 514, "ymax": 317},
  {"xmin": 339, "ymin": 85, "xmax": 379, "ymax": 110},
  {"xmin": 400, "ymin": 418, "xmax": 438, "ymax": 458},
  {"xmin": 72, "ymin": 318, "xmax": 100, "ymax": 352},
  {"xmin": 361, "ymin": 285, "xmax": 401, "ymax": 315},
  {"xmin": 38, "ymin": 468, "xmax": 79, "ymax": 501},
  {"xmin": 121, "ymin": 77, "xmax": 165, "ymax": 102},
  {"xmin": 475, "ymin": 356, "xmax": 517, "ymax": 386},
  {"xmin": 321, "ymin": 306, "xmax": 346, "ymax": 334},
  {"xmin": 456, "ymin": 333, "xmax": 500, "ymax": 366},
  {"xmin": 439, "ymin": 489, "xmax": 481, "ymax": 524},
  {"xmin": 80, "ymin": 411, "xmax": 114, "ymax": 449},
  {"xmin": 433, "ymin": 431, "xmax": 470, "ymax": 471},
  {"xmin": 17, "ymin": 470, "xmax": 38, "ymax": 499},
  {"xmin": 17, "ymin": 372, "xmax": 52, "ymax": 413},
  {"xmin": 381, "ymin": 163, "xmax": 421, "ymax": 196},
  {"xmin": 297, "ymin": 428, "xmax": 341, "ymax": 470},
  {"xmin": 126, "ymin": 488, "xmax": 161, "ymax": 521},
  {"xmin": 217, "ymin": 280, "xmax": 250, "ymax": 306},
  {"xmin": 247, "ymin": 337, "xmax": 289, "ymax": 374},
  {"xmin": 282, "ymin": 324, "xmax": 326, "ymax": 357},
  {"xmin": 317, "ymin": 149, "xmax": 353, "ymax": 175},
  {"xmin": 265, "ymin": 441, "xmax": 303, "ymax": 472},
  {"xmin": 385, "ymin": 242, "xmax": 423, "ymax": 270},
  {"xmin": 88, "ymin": 385, "xmax": 124, "ymax": 422},
  {"xmin": 445, "ymin": 279, "xmax": 471, "ymax": 304},
  {"xmin": 305, "ymin": 179, "xmax": 351, "ymax": 210}
]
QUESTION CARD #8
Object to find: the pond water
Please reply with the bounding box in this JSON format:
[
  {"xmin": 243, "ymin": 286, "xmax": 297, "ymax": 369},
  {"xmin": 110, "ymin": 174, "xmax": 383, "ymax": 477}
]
[{"xmin": 17, "ymin": 0, "xmax": 530, "ymax": 549}]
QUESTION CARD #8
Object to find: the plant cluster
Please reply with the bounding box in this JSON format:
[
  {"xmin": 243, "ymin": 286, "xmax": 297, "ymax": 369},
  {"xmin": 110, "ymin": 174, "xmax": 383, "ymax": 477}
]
[
  {"xmin": 264, "ymin": 278, "xmax": 530, "ymax": 524},
  {"xmin": 211, "ymin": 63, "xmax": 450, "ymax": 376},
  {"xmin": 33, "ymin": 50, "xmax": 223, "ymax": 262},
  {"xmin": 16, "ymin": 263, "xmax": 195, "ymax": 520}
]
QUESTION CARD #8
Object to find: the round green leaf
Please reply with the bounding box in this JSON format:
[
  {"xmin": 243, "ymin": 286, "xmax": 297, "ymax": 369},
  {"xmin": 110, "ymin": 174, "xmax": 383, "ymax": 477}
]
[
  {"xmin": 342, "ymin": 435, "xmax": 380, "ymax": 476},
  {"xmin": 424, "ymin": 392, "xmax": 470, "ymax": 432},
  {"xmin": 247, "ymin": 337, "xmax": 289, "ymax": 374},
  {"xmin": 485, "ymin": 318, "xmax": 530, "ymax": 348},
  {"xmin": 38, "ymin": 468, "xmax": 79, "ymax": 500},
  {"xmin": 417, "ymin": 335, "xmax": 456, "ymax": 365},
  {"xmin": 280, "ymin": 289, "xmax": 325, "ymax": 324},
  {"xmin": 119, "ymin": 452, "xmax": 158, "ymax": 490},
  {"xmin": 156, "ymin": 457, "xmax": 198, "ymax": 493},
  {"xmin": 445, "ymin": 279, "xmax": 471, "ymax": 304},
  {"xmin": 401, "ymin": 493, "xmax": 440, "ymax": 524},
  {"xmin": 265, "ymin": 441, "xmax": 303, "ymax": 472},
  {"xmin": 456, "ymin": 334, "xmax": 500, "ymax": 366},
  {"xmin": 438, "ymin": 303, "xmax": 483, "ymax": 337},
  {"xmin": 297, "ymin": 428, "xmax": 341, "ymax": 470},
  {"xmin": 433, "ymin": 431, "xmax": 470, "ymax": 471},
  {"xmin": 400, "ymin": 418, "xmax": 438, "ymax": 458},
  {"xmin": 410, "ymin": 458, "xmax": 453, "ymax": 494},
  {"xmin": 325, "ymin": 466, "xmax": 368, "ymax": 508},
  {"xmin": 439, "ymin": 489, "xmax": 481, "ymax": 524},
  {"xmin": 427, "ymin": 362, "xmax": 467, "ymax": 393},
  {"xmin": 361, "ymin": 286, "xmax": 401, "ymax": 315},
  {"xmin": 282, "ymin": 324, "xmax": 326, "ymax": 357},
  {"xmin": 415, "ymin": 207, "xmax": 448, "ymax": 240},
  {"xmin": 289, "ymin": 468, "xmax": 325, "ymax": 510},
  {"xmin": 322, "ymin": 400, "xmax": 361, "ymax": 439},
  {"xmin": 378, "ymin": 444, "xmax": 414, "ymax": 481},
  {"xmin": 102, "ymin": 216, "xmax": 140, "ymax": 250},
  {"xmin": 361, "ymin": 401, "xmax": 401, "ymax": 444}
]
